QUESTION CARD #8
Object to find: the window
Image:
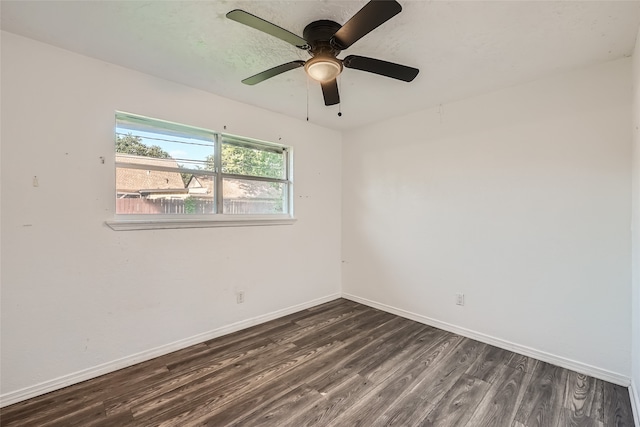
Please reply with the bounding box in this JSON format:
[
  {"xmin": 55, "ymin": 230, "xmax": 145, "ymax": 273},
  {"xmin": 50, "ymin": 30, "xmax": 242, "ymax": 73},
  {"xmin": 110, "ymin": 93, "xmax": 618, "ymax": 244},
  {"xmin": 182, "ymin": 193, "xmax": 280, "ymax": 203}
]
[{"xmin": 108, "ymin": 112, "xmax": 294, "ymax": 230}]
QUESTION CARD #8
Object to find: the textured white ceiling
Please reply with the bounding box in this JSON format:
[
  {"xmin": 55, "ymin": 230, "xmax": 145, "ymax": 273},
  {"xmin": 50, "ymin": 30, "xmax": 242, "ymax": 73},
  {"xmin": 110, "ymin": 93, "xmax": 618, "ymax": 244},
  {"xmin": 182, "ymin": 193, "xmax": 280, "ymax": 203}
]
[{"xmin": 1, "ymin": 1, "xmax": 639, "ymax": 131}]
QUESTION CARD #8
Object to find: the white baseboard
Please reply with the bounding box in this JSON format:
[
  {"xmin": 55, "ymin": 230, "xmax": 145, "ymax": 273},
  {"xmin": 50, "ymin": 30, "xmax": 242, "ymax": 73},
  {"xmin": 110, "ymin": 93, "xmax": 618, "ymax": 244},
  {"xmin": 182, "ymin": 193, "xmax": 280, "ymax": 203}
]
[
  {"xmin": 0, "ymin": 293, "xmax": 341, "ymax": 408},
  {"xmin": 342, "ymin": 293, "xmax": 631, "ymax": 387},
  {"xmin": 630, "ymin": 380, "xmax": 640, "ymax": 427}
]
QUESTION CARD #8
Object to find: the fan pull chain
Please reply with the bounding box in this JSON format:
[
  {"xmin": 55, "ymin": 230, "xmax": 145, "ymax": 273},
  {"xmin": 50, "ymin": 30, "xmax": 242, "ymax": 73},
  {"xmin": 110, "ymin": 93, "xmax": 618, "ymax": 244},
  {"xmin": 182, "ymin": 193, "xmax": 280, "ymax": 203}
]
[
  {"xmin": 338, "ymin": 76, "xmax": 342, "ymax": 117},
  {"xmin": 306, "ymin": 78, "xmax": 310, "ymax": 122}
]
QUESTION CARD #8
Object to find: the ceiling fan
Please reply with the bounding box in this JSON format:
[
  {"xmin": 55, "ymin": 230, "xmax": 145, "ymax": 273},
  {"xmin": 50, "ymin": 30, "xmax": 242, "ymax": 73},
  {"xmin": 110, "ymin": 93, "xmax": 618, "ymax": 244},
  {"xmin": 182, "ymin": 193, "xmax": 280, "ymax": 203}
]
[{"xmin": 227, "ymin": 0, "xmax": 419, "ymax": 107}]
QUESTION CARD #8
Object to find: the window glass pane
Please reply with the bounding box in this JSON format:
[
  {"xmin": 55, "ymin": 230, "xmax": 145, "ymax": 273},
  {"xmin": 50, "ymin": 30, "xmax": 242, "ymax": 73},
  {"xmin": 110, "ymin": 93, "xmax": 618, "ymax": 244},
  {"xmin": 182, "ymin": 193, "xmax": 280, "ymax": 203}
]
[
  {"xmin": 116, "ymin": 166, "xmax": 215, "ymax": 214},
  {"xmin": 116, "ymin": 112, "xmax": 214, "ymax": 141},
  {"xmin": 223, "ymin": 178, "xmax": 286, "ymax": 214},
  {"xmin": 221, "ymin": 142, "xmax": 285, "ymax": 179},
  {"xmin": 116, "ymin": 124, "xmax": 214, "ymax": 171}
]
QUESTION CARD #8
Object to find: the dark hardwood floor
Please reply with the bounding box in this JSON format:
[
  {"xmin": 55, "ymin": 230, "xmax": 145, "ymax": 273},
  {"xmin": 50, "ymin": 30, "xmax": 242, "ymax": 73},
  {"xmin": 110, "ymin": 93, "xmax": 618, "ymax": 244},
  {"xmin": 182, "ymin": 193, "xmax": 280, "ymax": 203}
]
[{"xmin": 1, "ymin": 299, "xmax": 635, "ymax": 426}]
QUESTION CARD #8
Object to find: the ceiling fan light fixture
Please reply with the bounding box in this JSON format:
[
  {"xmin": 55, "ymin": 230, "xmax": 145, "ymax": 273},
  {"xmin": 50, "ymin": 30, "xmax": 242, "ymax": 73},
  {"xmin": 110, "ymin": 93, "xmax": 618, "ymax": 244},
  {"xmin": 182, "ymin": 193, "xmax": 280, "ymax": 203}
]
[{"xmin": 305, "ymin": 56, "xmax": 342, "ymax": 82}]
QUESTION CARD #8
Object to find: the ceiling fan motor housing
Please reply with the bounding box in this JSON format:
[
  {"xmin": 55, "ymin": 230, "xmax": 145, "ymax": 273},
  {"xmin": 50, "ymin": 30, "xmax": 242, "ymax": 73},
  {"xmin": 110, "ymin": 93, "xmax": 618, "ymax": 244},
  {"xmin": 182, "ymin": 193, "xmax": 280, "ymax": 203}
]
[{"xmin": 303, "ymin": 20, "xmax": 342, "ymax": 57}]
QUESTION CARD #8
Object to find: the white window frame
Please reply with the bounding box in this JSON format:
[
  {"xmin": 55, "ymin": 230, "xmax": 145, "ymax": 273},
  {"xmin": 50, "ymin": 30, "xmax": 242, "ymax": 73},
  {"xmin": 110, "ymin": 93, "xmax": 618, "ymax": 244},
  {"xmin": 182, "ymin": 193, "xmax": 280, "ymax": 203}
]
[{"xmin": 106, "ymin": 112, "xmax": 295, "ymax": 231}]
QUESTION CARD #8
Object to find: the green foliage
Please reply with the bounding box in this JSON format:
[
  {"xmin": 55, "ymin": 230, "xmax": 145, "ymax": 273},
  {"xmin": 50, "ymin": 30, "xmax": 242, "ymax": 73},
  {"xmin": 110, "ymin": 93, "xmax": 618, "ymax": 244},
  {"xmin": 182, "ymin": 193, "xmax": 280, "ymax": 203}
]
[
  {"xmin": 116, "ymin": 133, "xmax": 171, "ymax": 159},
  {"xmin": 204, "ymin": 144, "xmax": 284, "ymax": 178},
  {"xmin": 205, "ymin": 154, "xmax": 215, "ymax": 171},
  {"xmin": 184, "ymin": 196, "xmax": 196, "ymax": 214}
]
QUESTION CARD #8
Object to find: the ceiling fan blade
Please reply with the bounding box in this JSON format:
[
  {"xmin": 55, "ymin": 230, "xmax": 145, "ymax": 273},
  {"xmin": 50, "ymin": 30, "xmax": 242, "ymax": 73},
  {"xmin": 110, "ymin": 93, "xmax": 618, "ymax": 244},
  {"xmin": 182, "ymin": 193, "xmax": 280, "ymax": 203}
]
[
  {"xmin": 227, "ymin": 10, "xmax": 308, "ymax": 49},
  {"xmin": 241, "ymin": 61, "xmax": 305, "ymax": 85},
  {"xmin": 331, "ymin": 0, "xmax": 402, "ymax": 50},
  {"xmin": 343, "ymin": 55, "xmax": 419, "ymax": 82},
  {"xmin": 321, "ymin": 79, "xmax": 340, "ymax": 106}
]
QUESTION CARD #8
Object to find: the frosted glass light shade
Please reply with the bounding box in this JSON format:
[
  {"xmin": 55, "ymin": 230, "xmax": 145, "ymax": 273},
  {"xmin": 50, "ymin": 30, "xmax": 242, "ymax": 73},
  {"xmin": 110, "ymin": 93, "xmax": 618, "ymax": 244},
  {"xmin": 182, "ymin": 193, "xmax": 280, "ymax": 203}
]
[{"xmin": 305, "ymin": 57, "xmax": 342, "ymax": 82}]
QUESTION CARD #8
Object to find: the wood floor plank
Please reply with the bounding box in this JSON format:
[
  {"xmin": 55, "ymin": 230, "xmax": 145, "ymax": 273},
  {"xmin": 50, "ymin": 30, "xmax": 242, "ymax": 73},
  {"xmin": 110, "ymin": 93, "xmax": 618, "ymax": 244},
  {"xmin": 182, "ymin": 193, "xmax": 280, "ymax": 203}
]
[
  {"xmin": 419, "ymin": 373, "xmax": 491, "ymax": 427},
  {"xmin": 272, "ymin": 306, "xmax": 369, "ymax": 344},
  {"xmin": 80, "ymin": 410, "xmax": 136, "ymax": 427},
  {"xmin": 333, "ymin": 335, "xmax": 476, "ymax": 427},
  {"xmin": 235, "ymin": 384, "xmax": 323, "ymax": 427},
  {"xmin": 194, "ymin": 317, "xmax": 419, "ymax": 426},
  {"xmin": 128, "ymin": 341, "xmax": 298, "ymax": 419},
  {"xmin": 563, "ymin": 371, "xmax": 605, "ymax": 423},
  {"xmin": 514, "ymin": 361, "xmax": 568, "ymax": 427},
  {"xmin": 3, "ymin": 401, "xmax": 106, "ymax": 427},
  {"xmin": 558, "ymin": 407, "xmax": 605, "ymax": 427},
  {"xmin": 466, "ymin": 343, "xmax": 515, "ymax": 383},
  {"xmin": 291, "ymin": 306, "xmax": 391, "ymax": 349},
  {"xmin": 602, "ymin": 381, "xmax": 634, "ymax": 427},
  {"xmin": 0, "ymin": 385, "xmax": 107, "ymax": 426},
  {"xmin": 165, "ymin": 336, "xmax": 277, "ymax": 372},
  {"xmin": 465, "ymin": 364, "xmax": 530, "ymax": 427},
  {"xmin": 285, "ymin": 373, "xmax": 373, "ymax": 427},
  {"xmin": 200, "ymin": 317, "xmax": 412, "ymax": 426},
  {"xmin": 508, "ymin": 353, "xmax": 540, "ymax": 373},
  {"xmin": 39, "ymin": 402, "xmax": 106, "ymax": 427},
  {"xmin": 166, "ymin": 309, "xmax": 398, "ymax": 426},
  {"xmin": 105, "ymin": 340, "xmax": 297, "ymax": 416},
  {"xmin": 297, "ymin": 329, "xmax": 456, "ymax": 427},
  {"xmin": 293, "ymin": 302, "xmax": 366, "ymax": 328},
  {"xmin": 304, "ymin": 318, "xmax": 424, "ymax": 393},
  {"xmin": 372, "ymin": 336, "xmax": 479, "ymax": 427},
  {"xmin": 354, "ymin": 322, "xmax": 451, "ymax": 383},
  {"xmin": 1, "ymin": 299, "xmax": 635, "ymax": 427},
  {"xmin": 186, "ymin": 341, "xmax": 355, "ymax": 426},
  {"xmin": 130, "ymin": 341, "xmax": 307, "ymax": 424},
  {"xmin": 0, "ymin": 358, "xmax": 175, "ymax": 426},
  {"xmin": 202, "ymin": 319, "xmax": 299, "ymax": 350}
]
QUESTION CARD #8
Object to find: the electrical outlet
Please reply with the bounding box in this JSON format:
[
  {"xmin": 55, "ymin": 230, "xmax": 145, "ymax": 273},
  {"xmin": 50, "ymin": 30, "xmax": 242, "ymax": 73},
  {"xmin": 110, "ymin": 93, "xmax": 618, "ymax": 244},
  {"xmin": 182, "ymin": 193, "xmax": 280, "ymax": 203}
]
[
  {"xmin": 455, "ymin": 293, "xmax": 464, "ymax": 306},
  {"xmin": 236, "ymin": 291, "xmax": 245, "ymax": 304}
]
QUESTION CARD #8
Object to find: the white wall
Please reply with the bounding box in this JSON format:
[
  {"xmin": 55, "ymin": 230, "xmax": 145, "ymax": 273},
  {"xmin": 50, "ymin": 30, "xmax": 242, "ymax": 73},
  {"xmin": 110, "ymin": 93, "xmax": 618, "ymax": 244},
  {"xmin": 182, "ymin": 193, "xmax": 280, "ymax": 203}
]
[
  {"xmin": 631, "ymin": 25, "xmax": 640, "ymax": 423},
  {"xmin": 0, "ymin": 32, "xmax": 341, "ymax": 398},
  {"xmin": 342, "ymin": 58, "xmax": 632, "ymax": 379}
]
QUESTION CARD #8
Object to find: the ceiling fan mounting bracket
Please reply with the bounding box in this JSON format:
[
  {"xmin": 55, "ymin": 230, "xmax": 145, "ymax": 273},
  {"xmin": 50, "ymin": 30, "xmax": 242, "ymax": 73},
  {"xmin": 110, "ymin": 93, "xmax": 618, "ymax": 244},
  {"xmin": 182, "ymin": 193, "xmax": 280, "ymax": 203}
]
[{"xmin": 303, "ymin": 20, "xmax": 342, "ymax": 57}]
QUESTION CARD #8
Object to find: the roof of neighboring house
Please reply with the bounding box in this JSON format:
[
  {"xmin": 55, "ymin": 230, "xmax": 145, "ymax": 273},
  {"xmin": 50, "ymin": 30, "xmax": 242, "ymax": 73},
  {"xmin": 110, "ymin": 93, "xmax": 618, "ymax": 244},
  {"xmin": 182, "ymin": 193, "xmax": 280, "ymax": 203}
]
[
  {"xmin": 186, "ymin": 175, "xmax": 282, "ymax": 200},
  {"xmin": 224, "ymin": 178, "xmax": 282, "ymax": 200},
  {"xmin": 187, "ymin": 175, "xmax": 214, "ymax": 195},
  {"xmin": 116, "ymin": 153, "xmax": 185, "ymax": 194}
]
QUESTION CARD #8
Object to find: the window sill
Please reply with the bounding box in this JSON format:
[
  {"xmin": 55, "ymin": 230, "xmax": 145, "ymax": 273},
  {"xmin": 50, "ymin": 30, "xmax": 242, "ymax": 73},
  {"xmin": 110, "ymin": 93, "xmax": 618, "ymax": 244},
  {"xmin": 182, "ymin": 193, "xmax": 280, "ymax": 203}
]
[{"xmin": 105, "ymin": 215, "xmax": 297, "ymax": 231}]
